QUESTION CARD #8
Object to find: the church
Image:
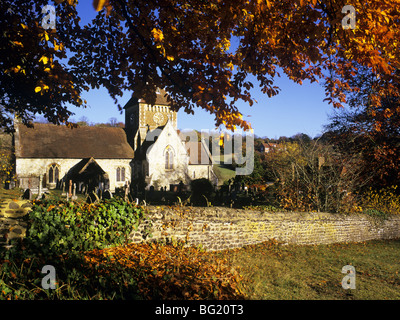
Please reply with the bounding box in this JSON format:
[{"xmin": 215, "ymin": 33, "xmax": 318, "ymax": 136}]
[{"xmin": 13, "ymin": 89, "xmax": 217, "ymax": 194}]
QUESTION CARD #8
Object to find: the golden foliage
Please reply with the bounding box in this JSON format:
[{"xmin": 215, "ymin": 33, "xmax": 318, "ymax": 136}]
[
  {"xmin": 361, "ymin": 186, "xmax": 400, "ymax": 215},
  {"xmin": 2, "ymin": 0, "xmax": 400, "ymax": 131},
  {"xmin": 84, "ymin": 242, "xmax": 246, "ymax": 299}
]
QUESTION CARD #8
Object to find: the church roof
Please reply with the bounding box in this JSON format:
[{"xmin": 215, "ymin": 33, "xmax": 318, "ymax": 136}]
[
  {"xmin": 124, "ymin": 88, "xmax": 171, "ymax": 109},
  {"xmin": 15, "ymin": 123, "xmax": 134, "ymax": 159},
  {"xmin": 186, "ymin": 141, "xmax": 212, "ymax": 165},
  {"xmin": 67, "ymin": 157, "xmax": 109, "ymax": 180}
]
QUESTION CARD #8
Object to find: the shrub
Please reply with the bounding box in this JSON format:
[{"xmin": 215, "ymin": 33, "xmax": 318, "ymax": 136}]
[
  {"xmin": 361, "ymin": 186, "xmax": 400, "ymax": 215},
  {"xmin": 4, "ymin": 197, "xmax": 147, "ymax": 261},
  {"xmin": 190, "ymin": 178, "xmax": 214, "ymax": 206},
  {"xmin": 0, "ymin": 242, "xmax": 246, "ymax": 300}
]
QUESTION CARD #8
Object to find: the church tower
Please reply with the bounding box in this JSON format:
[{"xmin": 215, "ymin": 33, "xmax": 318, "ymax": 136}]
[{"xmin": 124, "ymin": 88, "xmax": 177, "ymax": 152}]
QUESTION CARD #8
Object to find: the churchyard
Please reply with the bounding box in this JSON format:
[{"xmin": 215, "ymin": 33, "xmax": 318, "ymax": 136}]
[
  {"xmin": 0, "ymin": 181, "xmax": 400, "ymax": 300},
  {"xmin": 1, "ymin": 132, "xmax": 400, "ymax": 301}
]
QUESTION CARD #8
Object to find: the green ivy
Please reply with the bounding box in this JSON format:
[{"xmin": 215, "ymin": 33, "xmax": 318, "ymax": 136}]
[{"xmin": 6, "ymin": 197, "xmax": 147, "ymax": 261}]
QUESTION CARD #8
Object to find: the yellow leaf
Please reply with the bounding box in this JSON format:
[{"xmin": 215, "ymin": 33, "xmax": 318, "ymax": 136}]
[
  {"xmin": 166, "ymin": 55, "xmax": 175, "ymax": 61},
  {"xmin": 93, "ymin": 0, "xmax": 107, "ymax": 11},
  {"xmin": 35, "ymin": 86, "xmax": 42, "ymax": 93},
  {"xmin": 54, "ymin": 42, "xmax": 64, "ymax": 51},
  {"xmin": 151, "ymin": 28, "xmax": 164, "ymax": 42},
  {"xmin": 39, "ymin": 56, "xmax": 49, "ymax": 65}
]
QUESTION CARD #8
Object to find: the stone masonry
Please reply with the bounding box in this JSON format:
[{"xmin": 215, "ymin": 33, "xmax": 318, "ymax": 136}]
[
  {"xmin": 2, "ymin": 203, "xmax": 399, "ymax": 251},
  {"xmin": 129, "ymin": 206, "xmax": 400, "ymax": 251},
  {"xmin": 0, "ymin": 199, "xmax": 32, "ymax": 247}
]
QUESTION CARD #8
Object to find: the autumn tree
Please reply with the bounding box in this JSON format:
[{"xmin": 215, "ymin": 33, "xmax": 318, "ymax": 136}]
[
  {"xmin": 324, "ymin": 94, "xmax": 400, "ymax": 190},
  {"xmin": 266, "ymin": 139, "xmax": 367, "ymax": 212},
  {"xmin": 1, "ymin": 0, "xmax": 399, "ymax": 132},
  {"xmin": 0, "ymin": 0, "xmax": 86, "ymax": 131}
]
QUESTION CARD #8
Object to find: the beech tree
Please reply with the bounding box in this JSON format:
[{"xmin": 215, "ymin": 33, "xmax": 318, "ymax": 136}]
[
  {"xmin": 324, "ymin": 95, "xmax": 400, "ymax": 189},
  {"xmin": 1, "ymin": 0, "xmax": 399, "ymax": 132}
]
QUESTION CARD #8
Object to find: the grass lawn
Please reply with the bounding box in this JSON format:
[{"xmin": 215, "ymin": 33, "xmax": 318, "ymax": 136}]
[
  {"xmin": 1, "ymin": 236, "xmax": 399, "ymax": 300},
  {"xmin": 214, "ymin": 239, "xmax": 400, "ymax": 300},
  {"xmin": 213, "ymin": 164, "xmax": 236, "ymax": 185}
]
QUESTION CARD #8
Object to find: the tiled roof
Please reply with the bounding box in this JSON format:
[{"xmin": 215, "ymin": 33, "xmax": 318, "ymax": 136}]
[{"xmin": 15, "ymin": 123, "xmax": 134, "ymax": 159}]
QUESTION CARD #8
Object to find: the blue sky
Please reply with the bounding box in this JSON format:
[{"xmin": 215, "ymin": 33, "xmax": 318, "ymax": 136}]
[{"xmin": 66, "ymin": 2, "xmax": 335, "ymax": 139}]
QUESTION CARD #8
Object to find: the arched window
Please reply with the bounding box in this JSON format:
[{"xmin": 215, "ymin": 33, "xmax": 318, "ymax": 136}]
[
  {"xmin": 165, "ymin": 147, "xmax": 174, "ymax": 170},
  {"xmin": 48, "ymin": 164, "xmax": 60, "ymax": 184},
  {"xmin": 116, "ymin": 167, "xmax": 121, "ymax": 182},
  {"xmin": 121, "ymin": 167, "xmax": 125, "ymax": 181},
  {"xmin": 116, "ymin": 167, "xmax": 125, "ymax": 182}
]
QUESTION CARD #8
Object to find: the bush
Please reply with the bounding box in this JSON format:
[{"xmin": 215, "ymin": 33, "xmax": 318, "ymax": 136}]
[
  {"xmin": 0, "ymin": 241, "xmax": 246, "ymax": 300},
  {"xmin": 4, "ymin": 197, "xmax": 147, "ymax": 261},
  {"xmin": 190, "ymin": 178, "xmax": 214, "ymax": 206},
  {"xmin": 361, "ymin": 186, "xmax": 400, "ymax": 215}
]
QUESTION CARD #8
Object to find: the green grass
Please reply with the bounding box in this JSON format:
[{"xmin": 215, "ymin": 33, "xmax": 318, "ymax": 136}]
[
  {"xmin": 213, "ymin": 164, "xmax": 236, "ymax": 185},
  {"xmin": 2, "ymin": 237, "xmax": 399, "ymax": 299},
  {"xmin": 1, "ymin": 185, "xmax": 399, "ymax": 300},
  {"xmin": 214, "ymin": 239, "xmax": 400, "ymax": 300}
]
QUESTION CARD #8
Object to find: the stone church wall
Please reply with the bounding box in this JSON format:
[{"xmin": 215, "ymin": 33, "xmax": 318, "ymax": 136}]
[
  {"xmin": 129, "ymin": 206, "xmax": 400, "ymax": 251},
  {"xmin": 146, "ymin": 122, "xmax": 190, "ymax": 189},
  {"xmin": 188, "ymin": 164, "xmax": 216, "ymax": 182},
  {"xmin": 16, "ymin": 158, "xmax": 132, "ymax": 192}
]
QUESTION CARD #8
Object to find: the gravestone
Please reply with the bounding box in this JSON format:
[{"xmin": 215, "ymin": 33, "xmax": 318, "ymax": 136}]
[
  {"xmin": 61, "ymin": 181, "xmax": 66, "ymax": 196},
  {"xmin": 68, "ymin": 180, "xmax": 72, "ymax": 197},
  {"xmin": 37, "ymin": 175, "xmax": 42, "ymax": 199},
  {"xmin": 22, "ymin": 188, "xmax": 32, "ymax": 200},
  {"xmin": 124, "ymin": 181, "xmax": 130, "ymax": 201},
  {"xmin": 71, "ymin": 183, "xmax": 77, "ymax": 200}
]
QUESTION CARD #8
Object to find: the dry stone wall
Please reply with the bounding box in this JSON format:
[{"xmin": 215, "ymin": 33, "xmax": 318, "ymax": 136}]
[
  {"xmin": 129, "ymin": 206, "xmax": 400, "ymax": 251},
  {"xmin": 0, "ymin": 199, "xmax": 32, "ymax": 246}
]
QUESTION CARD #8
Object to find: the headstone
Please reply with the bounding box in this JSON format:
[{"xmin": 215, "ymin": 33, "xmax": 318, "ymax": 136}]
[
  {"xmin": 38, "ymin": 175, "xmax": 42, "ymax": 198},
  {"xmin": 68, "ymin": 180, "xmax": 72, "ymax": 197},
  {"xmin": 61, "ymin": 181, "xmax": 66, "ymax": 196},
  {"xmin": 22, "ymin": 189, "xmax": 32, "ymax": 200},
  {"xmin": 124, "ymin": 181, "xmax": 130, "ymax": 201},
  {"xmin": 71, "ymin": 183, "xmax": 77, "ymax": 200}
]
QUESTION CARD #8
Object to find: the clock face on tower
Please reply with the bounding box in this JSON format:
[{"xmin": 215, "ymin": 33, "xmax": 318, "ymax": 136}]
[{"xmin": 153, "ymin": 112, "xmax": 164, "ymax": 125}]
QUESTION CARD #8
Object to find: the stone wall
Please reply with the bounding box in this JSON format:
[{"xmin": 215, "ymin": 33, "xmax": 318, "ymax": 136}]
[
  {"xmin": 129, "ymin": 206, "xmax": 400, "ymax": 251},
  {"xmin": 0, "ymin": 199, "xmax": 32, "ymax": 247},
  {"xmin": 16, "ymin": 158, "xmax": 132, "ymax": 192}
]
